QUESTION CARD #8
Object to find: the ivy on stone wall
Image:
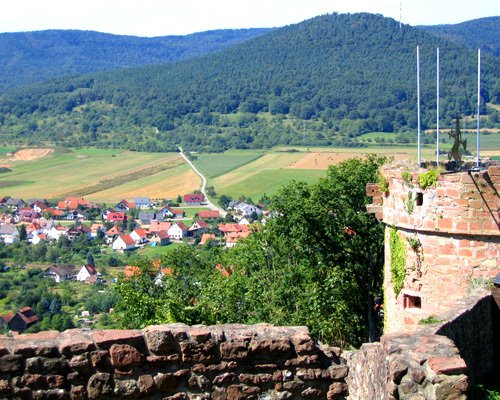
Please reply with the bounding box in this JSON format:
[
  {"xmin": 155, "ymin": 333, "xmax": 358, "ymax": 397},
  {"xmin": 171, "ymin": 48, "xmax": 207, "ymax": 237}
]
[{"xmin": 390, "ymin": 227, "xmax": 406, "ymax": 296}]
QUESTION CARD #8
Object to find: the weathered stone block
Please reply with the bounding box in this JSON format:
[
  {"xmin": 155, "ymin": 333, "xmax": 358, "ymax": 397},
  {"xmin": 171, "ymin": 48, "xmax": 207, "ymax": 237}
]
[
  {"xmin": 87, "ymin": 372, "xmax": 113, "ymax": 399},
  {"xmin": 301, "ymin": 387, "xmax": 322, "ymax": 398},
  {"xmin": 0, "ymin": 354, "xmax": 23, "ymax": 373},
  {"xmin": 110, "ymin": 344, "xmax": 143, "ymax": 368},
  {"xmin": 180, "ymin": 340, "xmax": 218, "ymax": 364},
  {"xmin": 59, "ymin": 329, "xmax": 95, "ymax": 356},
  {"xmin": 212, "ymin": 372, "xmax": 237, "ymax": 385},
  {"xmin": 427, "ymin": 357, "xmax": 467, "ymax": 375},
  {"xmin": 69, "ymin": 385, "xmax": 86, "ymax": 400},
  {"xmin": 220, "ymin": 340, "xmax": 248, "ymax": 360},
  {"xmin": 0, "ymin": 379, "xmax": 12, "ymax": 397},
  {"xmin": 434, "ymin": 375, "xmax": 468, "ymax": 400},
  {"xmin": 92, "ymin": 329, "xmax": 143, "ymax": 349},
  {"xmin": 154, "ymin": 372, "xmax": 179, "ymax": 391},
  {"xmin": 114, "ymin": 378, "xmax": 138, "ymax": 397},
  {"xmin": 22, "ymin": 373, "xmax": 45, "ymax": 390},
  {"xmin": 137, "ymin": 374, "xmax": 155, "ymax": 395},
  {"xmin": 143, "ymin": 326, "xmax": 179, "ymax": 354},
  {"xmin": 90, "ymin": 349, "xmax": 108, "ymax": 368}
]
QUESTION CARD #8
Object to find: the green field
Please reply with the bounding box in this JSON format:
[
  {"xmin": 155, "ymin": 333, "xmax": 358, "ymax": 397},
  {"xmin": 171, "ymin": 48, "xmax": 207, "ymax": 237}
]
[
  {"xmin": 192, "ymin": 150, "xmax": 264, "ymax": 178},
  {"xmin": 214, "ymin": 168, "xmax": 326, "ymax": 200},
  {"xmin": 0, "ymin": 148, "xmax": 195, "ymax": 201},
  {"xmin": 1, "ymin": 143, "xmax": 497, "ymax": 205}
]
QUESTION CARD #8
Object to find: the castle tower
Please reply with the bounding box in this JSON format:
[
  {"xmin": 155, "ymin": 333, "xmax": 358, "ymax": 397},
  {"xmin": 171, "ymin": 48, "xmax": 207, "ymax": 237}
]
[{"xmin": 367, "ymin": 164, "xmax": 500, "ymax": 332}]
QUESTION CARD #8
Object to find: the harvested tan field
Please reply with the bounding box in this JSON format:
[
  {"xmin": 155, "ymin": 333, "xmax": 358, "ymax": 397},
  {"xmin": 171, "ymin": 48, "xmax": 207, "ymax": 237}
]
[
  {"xmin": 85, "ymin": 165, "xmax": 201, "ymax": 203},
  {"xmin": 13, "ymin": 148, "xmax": 54, "ymax": 161},
  {"xmin": 287, "ymin": 152, "xmax": 410, "ymax": 170},
  {"xmin": 288, "ymin": 152, "xmax": 362, "ymax": 169}
]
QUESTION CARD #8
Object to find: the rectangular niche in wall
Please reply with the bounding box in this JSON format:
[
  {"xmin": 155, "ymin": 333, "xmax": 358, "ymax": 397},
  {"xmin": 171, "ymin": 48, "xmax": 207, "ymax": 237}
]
[{"xmin": 404, "ymin": 293, "xmax": 422, "ymax": 309}]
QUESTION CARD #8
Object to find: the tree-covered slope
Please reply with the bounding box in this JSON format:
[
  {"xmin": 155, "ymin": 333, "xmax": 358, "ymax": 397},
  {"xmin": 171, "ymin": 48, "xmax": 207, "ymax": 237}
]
[
  {"xmin": 0, "ymin": 28, "xmax": 272, "ymax": 90},
  {"xmin": 0, "ymin": 13, "xmax": 498, "ymax": 152},
  {"xmin": 418, "ymin": 16, "xmax": 500, "ymax": 56}
]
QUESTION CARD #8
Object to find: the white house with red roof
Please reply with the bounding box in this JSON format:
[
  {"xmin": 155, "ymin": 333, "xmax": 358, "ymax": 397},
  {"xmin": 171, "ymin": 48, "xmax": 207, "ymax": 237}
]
[
  {"xmin": 149, "ymin": 230, "xmax": 170, "ymax": 246},
  {"xmin": 130, "ymin": 228, "xmax": 148, "ymax": 245},
  {"xmin": 184, "ymin": 194, "xmax": 204, "ymax": 205},
  {"xmin": 189, "ymin": 220, "xmax": 208, "ymax": 236},
  {"xmin": 149, "ymin": 221, "xmax": 172, "ymax": 233},
  {"xmin": 76, "ymin": 264, "xmax": 98, "ymax": 282},
  {"xmin": 104, "ymin": 211, "xmax": 127, "ymax": 223},
  {"xmin": 115, "ymin": 199, "xmax": 135, "ymax": 212},
  {"xmin": 112, "ymin": 234, "xmax": 137, "ymax": 252},
  {"xmin": 168, "ymin": 222, "xmax": 189, "ymax": 240},
  {"xmin": 47, "ymin": 225, "xmax": 69, "ymax": 241}
]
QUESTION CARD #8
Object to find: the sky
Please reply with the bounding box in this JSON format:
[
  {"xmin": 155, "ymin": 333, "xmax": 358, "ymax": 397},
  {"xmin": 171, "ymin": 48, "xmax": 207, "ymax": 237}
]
[{"xmin": 1, "ymin": 0, "xmax": 499, "ymax": 37}]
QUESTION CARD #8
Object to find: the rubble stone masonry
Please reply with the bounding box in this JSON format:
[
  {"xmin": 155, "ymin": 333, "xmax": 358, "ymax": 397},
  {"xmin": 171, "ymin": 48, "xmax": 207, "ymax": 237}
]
[{"xmin": 0, "ymin": 324, "xmax": 349, "ymax": 400}]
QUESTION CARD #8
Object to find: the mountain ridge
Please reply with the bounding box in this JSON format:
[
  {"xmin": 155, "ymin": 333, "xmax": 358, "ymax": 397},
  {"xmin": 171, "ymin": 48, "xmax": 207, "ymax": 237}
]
[{"xmin": 0, "ymin": 13, "xmax": 498, "ymax": 152}]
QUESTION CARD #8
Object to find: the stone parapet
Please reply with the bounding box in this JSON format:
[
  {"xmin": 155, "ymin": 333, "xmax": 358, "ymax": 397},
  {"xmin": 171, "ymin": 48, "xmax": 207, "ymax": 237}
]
[
  {"xmin": 378, "ymin": 165, "xmax": 500, "ymax": 236},
  {"xmin": 0, "ymin": 323, "xmax": 349, "ymax": 400},
  {"xmin": 346, "ymin": 333, "xmax": 468, "ymax": 400}
]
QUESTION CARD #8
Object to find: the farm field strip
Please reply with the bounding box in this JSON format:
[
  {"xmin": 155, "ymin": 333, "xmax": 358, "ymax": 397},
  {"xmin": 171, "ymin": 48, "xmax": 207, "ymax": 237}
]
[
  {"xmin": 214, "ymin": 168, "xmax": 327, "ymax": 199},
  {"xmin": 0, "ymin": 149, "xmax": 184, "ymax": 200},
  {"xmin": 85, "ymin": 163, "xmax": 200, "ymax": 202},
  {"xmin": 192, "ymin": 150, "xmax": 264, "ymax": 178}
]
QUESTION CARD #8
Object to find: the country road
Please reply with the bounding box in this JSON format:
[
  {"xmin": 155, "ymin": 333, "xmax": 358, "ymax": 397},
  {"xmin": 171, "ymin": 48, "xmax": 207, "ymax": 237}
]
[{"xmin": 178, "ymin": 147, "xmax": 227, "ymax": 217}]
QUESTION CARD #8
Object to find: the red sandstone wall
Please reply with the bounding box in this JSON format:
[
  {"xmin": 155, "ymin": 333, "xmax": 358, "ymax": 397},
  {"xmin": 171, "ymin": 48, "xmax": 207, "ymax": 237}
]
[
  {"xmin": 0, "ymin": 324, "xmax": 349, "ymax": 399},
  {"xmin": 368, "ymin": 165, "xmax": 500, "ymax": 332}
]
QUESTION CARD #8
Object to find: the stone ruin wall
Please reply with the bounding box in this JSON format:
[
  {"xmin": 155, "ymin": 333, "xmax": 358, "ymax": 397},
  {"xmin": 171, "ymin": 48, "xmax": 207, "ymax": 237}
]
[
  {"xmin": 367, "ymin": 164, "xmax": 500, "ymax": 332},
  {"xmin": 0, "ymin": 324, "xmax": 350, "ymax": 400},
  {"xmin": 0, "ymin": 319, "xmax": 473, "ymax": 400}
]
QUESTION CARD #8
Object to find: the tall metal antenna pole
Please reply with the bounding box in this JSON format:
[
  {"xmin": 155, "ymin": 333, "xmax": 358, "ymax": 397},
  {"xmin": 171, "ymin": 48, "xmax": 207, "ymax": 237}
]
[
  {"xmin": 417, "ymin": 45, "xmax": 421, "ymax": 166},
  {"xmin": 476, "ymin": 49, "xmax": 481, "ymax": 167},
  {"xmin": 399, "ymin": 0, "xmax": 402, "ymax": 29},
  {"xmin": 436, "ymin": 47, "xmax": 440, "ymax": 165}
]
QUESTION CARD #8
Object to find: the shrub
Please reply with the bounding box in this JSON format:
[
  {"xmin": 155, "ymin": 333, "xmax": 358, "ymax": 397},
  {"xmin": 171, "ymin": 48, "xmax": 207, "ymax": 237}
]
[{"xmin": 419, "ymin": 170, "xmax": 438, "ymax": 189}]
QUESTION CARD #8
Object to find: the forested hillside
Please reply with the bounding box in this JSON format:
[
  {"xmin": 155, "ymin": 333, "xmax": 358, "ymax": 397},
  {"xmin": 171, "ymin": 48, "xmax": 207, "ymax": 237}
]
[
  {"xmin": 0, "ymin": 13, "xmax": 498, "ymax": 152},
  {"xmin": 418, "ymin": 16, "xmax": 500, "ymax": 56},
  {"xmin": 0, "ymin": 28, "xmax": 272, "ymax": 90}
]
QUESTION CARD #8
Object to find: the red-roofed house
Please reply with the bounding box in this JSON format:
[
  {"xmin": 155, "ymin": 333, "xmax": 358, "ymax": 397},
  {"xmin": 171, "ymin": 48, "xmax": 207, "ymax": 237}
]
[
  {"xmin": 1, "ymin": 307, "xmax": 39, "ymax": 332},
  {"xmin": 225, "ymin": 231, "xmax": 251, "ymax": 248},
  {"xmin": 115, "ymin": 199, "xmax": 135, "ymax": 212},
  {"xmin": 149, "ymin": 230, "xmax": 170, "ymax": 246},
  {"xmin": 189, "ymin": 220, "xmax": 208, "ymax": 235},
  {"xmin": 76, "ymin": 264, "xmax": 98, "ymax": 282},
  {"xmin": 198, "ymin": 210, "xmax": 220, "ymax": 219},
  {"xmin": 105, "ymin": 211, "xmax": 127, "ymax": 222},
  {"xmin": 130, "ymin": 228, "xmax": 148, "ymax": 244},
  {"xmin": 149, "ymin": 221, "xmax": 172, "ymax": 233},
  {"xmin": 45, "ymin": 208, "xmax": 65, "ymax": 218},
  {"xmin": 184, "ymin": 194, "xmax": 204, "ymax": 205},
  {"xmin": 168, "ymin": 222, "xmax": 189, "ymax": 240},
  {"xmin": 31, "ymin": 200, "xmax": 48, "ymax": 213},
  {"xmin": 113, "ymin": 234, "xmax": 137, "ymax": 252},
  {"xmin": 57, "ymin": 196, "xmax": 92, "ymax": 211},
  {"xmin": 199, "ymin": 233, "xmax": 216, "ymax": 245}
]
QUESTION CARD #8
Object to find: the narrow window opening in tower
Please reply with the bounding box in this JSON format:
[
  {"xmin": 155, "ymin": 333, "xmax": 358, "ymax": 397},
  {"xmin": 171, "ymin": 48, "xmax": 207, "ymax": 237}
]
[
  {"xmin": 416, "ymin": 192, "xmax": 423, "ymax": 206},
  {"xmin": 404, "ymin": 294, "xmax": 421, "ymax": 309}
]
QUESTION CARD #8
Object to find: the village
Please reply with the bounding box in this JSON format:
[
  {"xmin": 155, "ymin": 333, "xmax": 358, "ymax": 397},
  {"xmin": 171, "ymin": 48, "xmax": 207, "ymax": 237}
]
[
  {"xmin": 0, "ymin": 193, "xmax": 267, "ymax": 333},
  {"xmin": 0, "ymin": 193, "xmax": 266, "ymax": 253}
]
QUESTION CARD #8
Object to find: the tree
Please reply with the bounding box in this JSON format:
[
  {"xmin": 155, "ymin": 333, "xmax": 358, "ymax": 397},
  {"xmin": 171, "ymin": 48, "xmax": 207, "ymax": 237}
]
[
  {"xmin": 17, "ymin": 225, "xmax": 27, "ymax": 241},
  {"xmin": 86, "ymin": 251, "xmax": 95, "ymax": 267}
]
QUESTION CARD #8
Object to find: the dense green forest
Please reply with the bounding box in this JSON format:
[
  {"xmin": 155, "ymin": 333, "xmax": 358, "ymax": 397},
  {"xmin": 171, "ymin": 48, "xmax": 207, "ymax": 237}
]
[
  {"xmin": 418, "ymin": 16, "xmax": 500, "ymax": 57},
  {"xmin": 0, "ymin": 28, "xmax": 272, "ymax": 90},
  {"xmin": 0, "ymin": 13, "xmax": 498, "ymax": 152}
]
